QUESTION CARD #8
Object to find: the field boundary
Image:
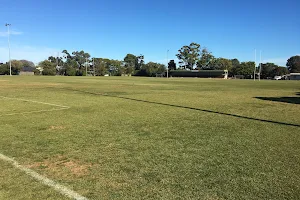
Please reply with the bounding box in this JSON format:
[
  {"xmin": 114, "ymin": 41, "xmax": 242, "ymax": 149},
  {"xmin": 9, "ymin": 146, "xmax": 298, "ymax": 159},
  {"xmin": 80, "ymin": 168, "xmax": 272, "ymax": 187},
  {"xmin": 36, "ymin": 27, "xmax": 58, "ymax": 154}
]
[
  {"xmin": 0, "ymin": 96, "xmax": 70, "ymax": 117},
  {"xmin": 0, "ymin": 153, "xmax": 88, "ymax": 200}
]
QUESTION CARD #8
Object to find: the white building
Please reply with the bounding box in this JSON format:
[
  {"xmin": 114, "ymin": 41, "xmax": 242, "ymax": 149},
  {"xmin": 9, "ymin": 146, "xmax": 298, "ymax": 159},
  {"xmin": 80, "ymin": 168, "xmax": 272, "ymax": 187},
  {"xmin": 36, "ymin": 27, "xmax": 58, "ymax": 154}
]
[{"xmin": 288, "ymin": 73, "xmax": 300, "ymax": 80}]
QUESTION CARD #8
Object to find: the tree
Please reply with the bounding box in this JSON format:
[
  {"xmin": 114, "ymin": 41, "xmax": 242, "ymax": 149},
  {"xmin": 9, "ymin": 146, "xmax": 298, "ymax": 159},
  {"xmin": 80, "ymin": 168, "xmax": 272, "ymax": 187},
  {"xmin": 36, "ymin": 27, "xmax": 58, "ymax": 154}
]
[
  {"xmin": 176, "ymin": 42, "xmax": 200, "ymax": 70},
  {"xmin": 260, "ymin": 63, "xmax": 278, "ymax": 79},
  {"xmin": 168, "ymin": 60, "xmax": 177, "ymax": 70},
  {"xmin": 0, "ymin": 61, "xmax": 22, "ymax": 75},
  {"xmin": 48, "ymin": 56, "xmax": 63, "ymax": 66},
  {"xmin": 11, "ymin": 60, "xmax": 23, "ymax": 75},
  {"xmin": 231, "ymin": 59, "xmax": 240, "ymax": 69},
  {"xmin": 20, "ymin": 60, "xmax": 35, "ymax": 68},
  {"xmin": 0, "ymin": 63, "xmax": 8, "ymax": 75},
  {"xmin": 136, "ymin": 55, "xmax": 144, "ymax": 71},
  {"xmin": 275, "ymin": 67, "xmax": 289, "ymax": 76},
  {"xmin": 109, "ymin": 59, "xmax": 123, "ymax": 76},
  {"xmin": 258, "ymin": 63, "xmax": 289, "ymax": 79},
  {"xmin": 197, "ymin": 48, "xmax": 215, "ymax": 70},
  {"xmin": 38, "ymin": 60, "xmax": 56, "ymax": 76},
  {"xmin": 64, "ymin": 60, "xmax": 77, "ymax": 76},
  {"xmin": 94, "ymin": 58, "xmax": 109, "ymax": 76},
  {"xmin": 124, "ymin": 54, "xmax": 137, "ymax": 75},
  {"xmin": 287, "ymin": 56, "xmax": 300, "ymax": 73},
  {"xmin": 61, "ymin": 50, "xmax": 91, "ymax": 76},
  {"xmin": 235, "ymin": 62, "xmax": 255, "ymax": 78},
  {"xmin": 230, "ymin": 59, "xmax": 240, "ymax": 76},
  {"xmin": 137, "ymin": 62, "xmax": 165, "ymax": 77},
  {"xmin": 214, "ymin": 58, "xmax": 233, "ymax": 71}
]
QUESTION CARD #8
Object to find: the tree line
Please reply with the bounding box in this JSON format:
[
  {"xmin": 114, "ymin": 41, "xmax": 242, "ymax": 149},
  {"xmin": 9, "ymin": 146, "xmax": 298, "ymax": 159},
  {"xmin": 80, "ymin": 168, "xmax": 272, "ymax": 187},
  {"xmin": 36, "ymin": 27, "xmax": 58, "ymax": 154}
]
[{"xmin": 0, "ymin": 42, "xmax": 299, "ymax": 77}]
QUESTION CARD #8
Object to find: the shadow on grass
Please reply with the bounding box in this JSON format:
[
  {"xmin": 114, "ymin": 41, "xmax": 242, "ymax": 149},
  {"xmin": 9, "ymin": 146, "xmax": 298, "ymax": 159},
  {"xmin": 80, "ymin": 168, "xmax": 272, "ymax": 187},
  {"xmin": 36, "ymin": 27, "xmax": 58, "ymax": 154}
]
[
  {"xmin": 256, "ymin": 97, "xmax": 300, "ymax": 105},
  {"xmin": 61, "ymin": 88, "xmax": 300, "ymax": 128}
]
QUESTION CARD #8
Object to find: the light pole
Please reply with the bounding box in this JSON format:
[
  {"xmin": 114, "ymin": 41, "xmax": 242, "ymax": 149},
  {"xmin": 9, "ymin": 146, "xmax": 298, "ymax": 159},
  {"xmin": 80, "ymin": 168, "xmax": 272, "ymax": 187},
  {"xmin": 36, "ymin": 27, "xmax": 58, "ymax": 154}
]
[
  {"xmin": 93, "ymin": 58, "xmax": 95, "ymax": 76},
  {"xmin": 5, "ymin": 23, "xmax": 12, "ymax": 76},
  {"xmin": 167, "ymin": 50, "xmax": 169, "ymax": 78},
  {"xmin": 85, "ymin": 58, "xmax": 88, "ymax": 76},
  {"xmin": 259, "ymin": 50, "xmax": 262, "ymax": 81},
  {"xmin": 254, "ymin": 49, "xmax": 256, "ymax": 81}
]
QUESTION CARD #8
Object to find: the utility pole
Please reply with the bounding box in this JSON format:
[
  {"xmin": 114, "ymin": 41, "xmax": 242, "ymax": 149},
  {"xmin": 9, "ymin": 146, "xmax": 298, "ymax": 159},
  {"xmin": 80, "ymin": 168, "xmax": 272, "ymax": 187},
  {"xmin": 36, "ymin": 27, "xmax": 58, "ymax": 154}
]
[
  {"xmin": 93, "ymin": 58, "xmax": 95, "ymax": 76},
  {"xmin": 5, "ymin": 23, "xmax": 12, "ymax": 76},
  {"xmin": 167, "ymin": 50, "xmax": 169, "ymax": 78},
  {"xmin": 259, "ymin": 51, "xmax": 262, "ymax": 81},
  {"xmin": 86, "ymin": 58, "xmax": 88, "ymax": 76},
  {"xmin": 254, "ymin": 49, "xmax": 256, "ymax": 81}
]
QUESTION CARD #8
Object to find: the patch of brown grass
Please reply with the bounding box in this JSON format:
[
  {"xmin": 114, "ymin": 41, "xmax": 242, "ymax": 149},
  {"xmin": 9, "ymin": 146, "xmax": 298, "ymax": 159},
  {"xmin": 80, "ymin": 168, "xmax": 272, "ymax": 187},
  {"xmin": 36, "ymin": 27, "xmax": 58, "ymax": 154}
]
[
  {"xmin": 48, "ymin": 125, "xmax": 65, "ymax": 130},
  {"xmin": 26, "ymin": 155, "xmax": 92, "ymax": 178}
]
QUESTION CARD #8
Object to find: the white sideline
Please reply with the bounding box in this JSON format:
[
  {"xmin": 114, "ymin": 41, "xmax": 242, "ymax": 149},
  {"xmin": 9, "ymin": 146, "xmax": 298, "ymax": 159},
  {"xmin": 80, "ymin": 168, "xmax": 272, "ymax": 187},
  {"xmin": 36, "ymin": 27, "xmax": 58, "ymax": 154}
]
[
  {"xmin": 0, "ymin": 108, "xmax": 69, "ymax": 117},
  {"xmin": 0, "ymin": 153, "xmax": 88, "ymax": 200},
  {"xmin": 0, "ymin": 96, "xmax": 70, "ymax": 116},
  {"xmin": 0, "ymin": 96, "xmax": 70, "ymax": 109}
]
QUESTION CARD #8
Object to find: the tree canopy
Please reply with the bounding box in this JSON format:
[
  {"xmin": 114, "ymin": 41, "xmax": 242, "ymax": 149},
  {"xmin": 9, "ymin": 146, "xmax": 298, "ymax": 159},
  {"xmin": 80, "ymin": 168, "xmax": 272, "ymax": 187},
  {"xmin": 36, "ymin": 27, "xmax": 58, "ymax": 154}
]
[
  {"xmin": 287, "ymin": 56, "xmax": 300, "ymax": 73},
  {"xmin": 176, "ymin": 42, "xmax": 200, "ymax": 70}
]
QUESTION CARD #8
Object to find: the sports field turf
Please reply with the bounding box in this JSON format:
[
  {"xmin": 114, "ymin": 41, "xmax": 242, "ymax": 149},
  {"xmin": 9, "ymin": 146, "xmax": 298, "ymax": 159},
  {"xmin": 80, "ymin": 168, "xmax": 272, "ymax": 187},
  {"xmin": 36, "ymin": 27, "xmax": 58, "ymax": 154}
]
[{"xmin": 0, "ymin": 76, "xmax": 300, "ymax": 199}]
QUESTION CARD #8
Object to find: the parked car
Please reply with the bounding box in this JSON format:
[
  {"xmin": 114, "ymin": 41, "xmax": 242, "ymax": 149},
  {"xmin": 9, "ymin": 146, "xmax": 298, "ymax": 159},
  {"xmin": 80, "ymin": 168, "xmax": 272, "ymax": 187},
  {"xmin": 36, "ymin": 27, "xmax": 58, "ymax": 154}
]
[{"xmin": 274, "ymin": 76, "xmax": 282, "ymax": 80}]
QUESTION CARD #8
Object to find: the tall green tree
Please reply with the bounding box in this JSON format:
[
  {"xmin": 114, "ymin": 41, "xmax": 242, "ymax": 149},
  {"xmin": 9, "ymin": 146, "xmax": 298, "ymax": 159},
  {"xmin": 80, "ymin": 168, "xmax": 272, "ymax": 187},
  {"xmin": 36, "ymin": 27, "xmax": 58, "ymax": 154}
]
[
  {"xmin": 287, "ymin": 56, "xmax": 300, "ymax": 73},
  {"xmin": 38, "ymin": 60, "xmax": 56, "ymax": 76},
  {"xmin": 214, "ymin": 58, "xmax": 233, "ymax": 71},
  {"xmin": 275, "ymin": 66, "xmax": 289, "ymax": 76},
  {"xmin": 124, "ymin": 54, "xmax": 144, "ymax": 75},
  {"xmin": 260, "ymin": 63, "xmax": 278, "ymax": 79},
  {"xmin": 177, "ymin": 42, "xmax": 201, "ymax": 70},
  {"xmin": 230, "ymin": 59, "xmax": 240, "ymax": 76},
  {"xmin": 138, "ymin": 62, "xmax": 165, "ymax": 77},
  {"xmin": 48, "ymin": 56, "xmax": 63, "ymax": 66},
  {"xmin": 11, "ymin": 60, "xmax": 23, "ymax": 75},
  {"xmin": 94, "ymin": 58, "xmax": 108, "ymax": 76},
  {"xmin": 259, "ymin": 63, "xmax": 289, "ymax": 79},
  {"xmin": 20, "ymin": 60, "xmax": 35, "ymax": 68},
  {"xmin": 136, "ymin": 55, "xmax": 144, "ymax": 71},
  {"xmin": 235, "ymin": 62, "xmax": 255, "ymax": 78},
  {"xmin": 197, "ymin": 48, "xmax": 215, "ymax": 70},
  {"xmin": 61, "ymin": 50, "xmax": 91, "ymax": 76},
  {"xmin": 168, "ymin": 60, "xmax": 177, "ymax": 70}
]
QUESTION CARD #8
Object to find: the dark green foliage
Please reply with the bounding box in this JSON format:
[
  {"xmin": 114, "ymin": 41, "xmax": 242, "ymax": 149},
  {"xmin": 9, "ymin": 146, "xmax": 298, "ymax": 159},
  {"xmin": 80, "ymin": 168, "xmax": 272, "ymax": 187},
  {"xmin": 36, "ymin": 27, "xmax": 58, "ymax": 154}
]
[
  {"xmin": 0, "ymin": 63, "xmax": 8, "ymax": 75},
  {"xmin": 33, "ymin": 69, "xmax": 41, "ymax": 75},
  {"xmin": 260, "ymin": 63, "xmax": 289, "ymax": 79},
  {"xmin": 177, "ymin": 43, "xmax": 201, "ymax": 69},
  {"xmin": 197, "ymin": 48, "xmax": 215, "ymax": 70},
  {"xmin": 234, "ymin": 62, "xmax": 255, "ymax": 78},
  {"xmin": 20, "ymin": 60, "xmax": 35, "ymax": 68},
  {"xmin": 168, "ymin": 60, "xmax": 177, "ymax": 70},
  {"xmin": 39, "ymin": 60, "xmax": 56, "ymax": 76},
  {"xmin": 136, "ymin": 62, "xmax": 165, "ymax": 77},
  {"xmin": 287, "ymin": 55, "xmax": 300, "ymax": 73},
  {"xmin": 123, "ymin": 54, "xmax": 144, "ymax": 74}
]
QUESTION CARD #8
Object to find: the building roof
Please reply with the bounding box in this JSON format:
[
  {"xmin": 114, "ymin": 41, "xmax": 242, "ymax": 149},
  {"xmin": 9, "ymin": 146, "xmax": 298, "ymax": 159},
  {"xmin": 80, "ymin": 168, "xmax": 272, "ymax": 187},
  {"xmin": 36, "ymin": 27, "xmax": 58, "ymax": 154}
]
[{"xmin": 21, "ymin": 66, "xmax": 35, "ymax": 72}]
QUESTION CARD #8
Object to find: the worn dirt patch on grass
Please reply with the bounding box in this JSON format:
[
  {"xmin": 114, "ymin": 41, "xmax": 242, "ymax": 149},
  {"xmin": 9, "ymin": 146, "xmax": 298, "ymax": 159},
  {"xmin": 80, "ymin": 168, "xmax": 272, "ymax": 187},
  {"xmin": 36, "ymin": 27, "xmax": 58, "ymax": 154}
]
[
  {"xmin": 48, "ymin": 125, "xmax": 66, "ymax": 130},
  {"xmin": 26, "ymin": 156, "xmax": 92, "ymax": 177}
]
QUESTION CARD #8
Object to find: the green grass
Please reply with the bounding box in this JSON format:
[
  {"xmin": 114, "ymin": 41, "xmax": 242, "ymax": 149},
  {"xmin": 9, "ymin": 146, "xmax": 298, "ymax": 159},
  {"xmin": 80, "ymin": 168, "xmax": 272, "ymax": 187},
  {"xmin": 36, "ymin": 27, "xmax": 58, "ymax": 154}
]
[{"xmin": 0, "ymin": 76, "xmax": 300, "ymax": 199}]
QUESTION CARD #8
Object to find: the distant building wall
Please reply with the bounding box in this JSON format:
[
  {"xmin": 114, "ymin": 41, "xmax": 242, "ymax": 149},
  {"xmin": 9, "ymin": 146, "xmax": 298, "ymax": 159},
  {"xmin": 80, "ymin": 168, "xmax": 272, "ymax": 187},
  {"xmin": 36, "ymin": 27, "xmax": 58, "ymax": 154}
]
[
  {"xmin": 169, "ymin": 70, "xmax": 228, "ymax": 79},
  {"xmin": 19, "ymin": 71, "xmax": 34, "ymax": 76},
  {"xmin": 289, "ymin": 73, "xmax": 300, "ymax": 80}
]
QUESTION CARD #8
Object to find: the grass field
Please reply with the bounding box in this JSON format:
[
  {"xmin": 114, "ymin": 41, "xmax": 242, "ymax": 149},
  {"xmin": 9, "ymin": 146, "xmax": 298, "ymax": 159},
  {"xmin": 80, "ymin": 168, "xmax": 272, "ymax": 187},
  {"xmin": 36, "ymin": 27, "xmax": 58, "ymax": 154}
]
[{"xmin": 0, "ymin": 76, "xmax": 300, "ymax": 200}]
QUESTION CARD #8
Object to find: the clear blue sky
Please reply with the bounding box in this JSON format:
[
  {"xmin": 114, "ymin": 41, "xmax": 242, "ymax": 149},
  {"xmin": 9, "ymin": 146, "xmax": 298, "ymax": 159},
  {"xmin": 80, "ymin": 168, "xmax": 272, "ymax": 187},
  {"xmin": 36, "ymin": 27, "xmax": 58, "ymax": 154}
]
[{"xmin": 0, "ymin": 0, "xmax": 299, "ymax": 66}]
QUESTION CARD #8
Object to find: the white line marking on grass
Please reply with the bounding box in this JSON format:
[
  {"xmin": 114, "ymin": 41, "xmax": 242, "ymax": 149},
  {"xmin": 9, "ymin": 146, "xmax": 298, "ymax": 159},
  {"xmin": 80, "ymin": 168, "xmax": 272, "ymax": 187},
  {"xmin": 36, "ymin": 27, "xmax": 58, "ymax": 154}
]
[
  {"xmin": 0, "ymin": 153, "xmax": 88, "ymax": 200},
  {"xmin": 0, "ymin": 108, "xmax": 70, "ymax": 117},
  {"xmin": 0, "ymin": 96, "xmax": 70, "ymax": 109},
  {"xmin": 0, "ymin": 96, "xmax": 70, "ymax": 116}
]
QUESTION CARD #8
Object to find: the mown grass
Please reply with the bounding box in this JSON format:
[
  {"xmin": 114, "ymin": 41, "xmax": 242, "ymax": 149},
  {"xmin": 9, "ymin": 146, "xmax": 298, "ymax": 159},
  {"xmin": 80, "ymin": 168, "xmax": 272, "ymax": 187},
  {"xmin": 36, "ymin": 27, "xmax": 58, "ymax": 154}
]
[{"xmin": 0, "ymin": 76, "xmax": 300, "ymax": 199}]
